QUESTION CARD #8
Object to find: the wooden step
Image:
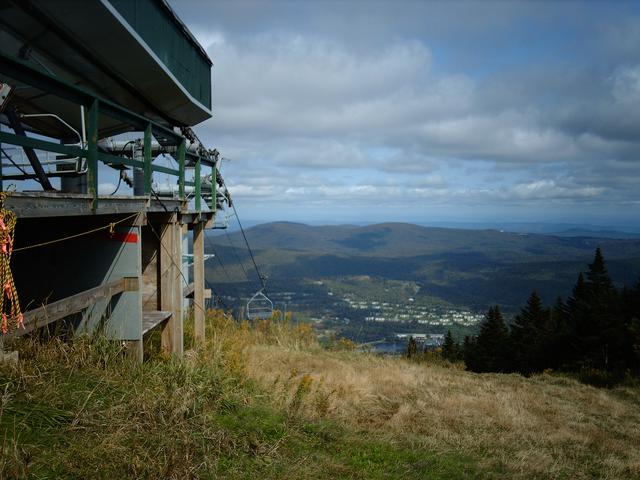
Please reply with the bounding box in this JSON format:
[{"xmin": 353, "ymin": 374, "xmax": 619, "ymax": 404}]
[{"xmin": 142, "ymin": 310, "xmax": 172, "ymax": 335}]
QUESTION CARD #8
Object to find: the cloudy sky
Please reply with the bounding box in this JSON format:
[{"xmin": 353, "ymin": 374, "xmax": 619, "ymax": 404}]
[{"xmin": 171, "ymin": 0, "xmax": 640, "ymax": 227}]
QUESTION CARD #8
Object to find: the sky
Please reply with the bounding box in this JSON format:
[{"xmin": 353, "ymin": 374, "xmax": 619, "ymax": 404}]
[{"xmin": 169, "ymin": 0, "xmax": 640, "ymax": 227}]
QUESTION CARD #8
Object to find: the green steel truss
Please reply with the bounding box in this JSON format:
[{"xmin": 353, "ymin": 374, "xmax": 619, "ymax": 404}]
[{"xmin": 0, "ymin": 52, "xmax": 216, "ymax": 213}]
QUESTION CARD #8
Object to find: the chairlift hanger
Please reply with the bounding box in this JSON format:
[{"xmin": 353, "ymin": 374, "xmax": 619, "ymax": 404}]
[{"xmin": 246, "ymin": 288, "xmax": 274, "ymax": 320}]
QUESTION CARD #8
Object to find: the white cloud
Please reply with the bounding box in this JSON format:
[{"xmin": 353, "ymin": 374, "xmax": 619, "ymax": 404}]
[
  {"xmin": 180, "ymin": 5, "xmax": 640, "ymax": 222},
  {"xmin": 510, "ymin": 180, "xmax": 605, "ymax": 200},
  {"xmin": 190, "ymin": 28, "xmax": 226, "ymax": 50},
  {"xmin": 98, "ymin": 182, "xmax": 117, "ymax": 195},
  {"xmin": 611, "ymin": 65, "xmax": 640, "ymax": 103}
]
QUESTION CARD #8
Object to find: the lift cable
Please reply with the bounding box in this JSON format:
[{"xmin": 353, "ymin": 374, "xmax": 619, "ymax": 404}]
[
  {"xmin": 231, "ymin": 202, "xmax": 266, "ymax": 291},
  {"xmin": 224, "ymin": 230, "xmax": 250, "ymax": 282},
  {"xmin": 201, "ymin": 229, "xmax": 237, "ymax": 307},
  {"xmin": 228, "ymin": 203, "xmax": 274, "ymax": 320},
  {"xmin": 205, "ymin": 237, "xmax": 231, "ymax": 281}
]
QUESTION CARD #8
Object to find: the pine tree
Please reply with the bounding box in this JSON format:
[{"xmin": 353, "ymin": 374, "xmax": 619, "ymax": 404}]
[
  {"xmin": 468, "ymin": 305, "xmax": 511, "ymax": 373},
  {"xmin": 442, "ymin": 329, "xmax": 458, "ymax": 361},
  {"xmin": 510, "ymin": 290, "xmax": 547, "ymax": 374},
  {"xmin": 406, "ymin": 336, "xmax": 418, "ymax": 359},
  {"xmin": 570, "ymin": 248, "xmax": 623, "ymax": 371},
  {"xmin": 548, "ymin": 296, "xmax": 570, "ymax": 368},
  {"xmin": 567, "ymin": 273, "xmax": 588, "ymax": 322},
  {"xmin": 565, "ymin": 272, "xmax": 588, "ymax": 363},
  {"xmin": 462, "ymin": 335, "xmax": 479, "ymax": 371},
  {"xmin": 620, "ymin": 280, "xmax": 640, "ymax": 372},
  {"xmin": 628, "ymin": 282, "xmax": 640, "ymax": 373},
  {"xmin": 586, "ymin": 247, "xmax": 616, "ymax": 299}
]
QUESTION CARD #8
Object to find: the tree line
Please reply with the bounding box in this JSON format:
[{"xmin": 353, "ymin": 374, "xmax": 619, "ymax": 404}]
[{"xmin": 440, "ymin": 248, "xmax": 640, "ymax": 384}]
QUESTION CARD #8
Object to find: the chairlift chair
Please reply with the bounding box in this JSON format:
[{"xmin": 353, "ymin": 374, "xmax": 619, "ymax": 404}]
[{"xmin": 246, "ymin": 288, "xmax": 274, "ymax": 320}]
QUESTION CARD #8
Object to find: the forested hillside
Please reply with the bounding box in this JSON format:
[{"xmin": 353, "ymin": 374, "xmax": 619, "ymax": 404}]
[{"xmin": 206, "ymin": 222, "xmax": 640, "ymax": 311}]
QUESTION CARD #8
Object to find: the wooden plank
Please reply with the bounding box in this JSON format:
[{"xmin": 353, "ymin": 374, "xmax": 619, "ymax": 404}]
[
  {"xmin": 159, "ymin": 222, "xmax": 174, "ymax": 354},
  {"xmin": 172, "ymin": 221, "xmax": 184, "ymax": 356},
  {"xmin": 14, "ymin": 278, "xmax": 132, "ymax": 336},
  {"xmin": 183, "ymin": 282, "xmax": 194, "ymax": 298},
  {"xmin": 184, "ymin": 283, "xmax": 211, "ymax": 299},
  {"xmin": 123, "ymin": 277, "xmax": 140, "ymax": 292},
  {"xmin": 193, "ymin": 221, "xmax": 205, "ymax": 344},
  {"xmin": 142, "ymin": 310, "xmax": 172, "ymax": 335}
]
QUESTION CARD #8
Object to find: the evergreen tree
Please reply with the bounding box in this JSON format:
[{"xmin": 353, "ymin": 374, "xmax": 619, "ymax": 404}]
[
  {"xmin": 567, "ymin": 273, "xmax": 588, "ymax": 322},
  {"xmin": 511, "ymin": 291, "xmax": 550, "ymax": 374},
  {"xmin": 586, "ymin": 247, "xmax": 616, "ymax": 298},
  {"xmin": 620, "ymin": 280, "xmax": 640, "ymax": 373},
  {"xmin": 462, "ymin": 335, "xmax": 480, "ymax": 371},
  {"xmin": 406, "ymin": 336, "xmax": 418, "ymax": 359},
  {"xmin": 442, "ymin": 329, "xmax": 458, "ymax": 361},
  {"xmin": 565, "ymin": 272, "xmax": 589, "ymax": 364},
  {"xmin": 569, "ymin": 248, "xmax": 624, "ymax": 371},
  {"xmin": 467, "ymin": 305, "xmax": 511, "ymax": 373},
  {"xmin": 548, "ymin": 296, "xmax": 570, "ymax": 368}
]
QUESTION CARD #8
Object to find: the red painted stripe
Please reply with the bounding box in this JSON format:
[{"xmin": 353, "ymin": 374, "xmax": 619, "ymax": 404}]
[{"xmin": 109, "ymin": 232, "xmax": 138, "ymax": 243}]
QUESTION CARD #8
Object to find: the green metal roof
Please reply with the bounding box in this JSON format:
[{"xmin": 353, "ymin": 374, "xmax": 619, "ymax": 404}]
[{"xmin": 107, "ymin": 0, "xmax": 212, "ymax": 110}]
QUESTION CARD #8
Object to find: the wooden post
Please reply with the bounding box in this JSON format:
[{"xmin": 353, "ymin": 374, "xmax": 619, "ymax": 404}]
[
  {"xmin": 159, "ymin": 221, "xmax": 174, "ymax": 355},
  {"xmin": 172, "ymin": 220, "xmax": 184, "ymax": 356},
  {"xmin": 130, "ymin": 224, "xmax": 144, "ymax": 363},
  {"xmin": 193, "ymin": 220, "xmax": 205, "ymax": 344}
]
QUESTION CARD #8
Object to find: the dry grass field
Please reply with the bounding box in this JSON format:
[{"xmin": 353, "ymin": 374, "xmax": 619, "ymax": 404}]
[
  {"xmin": 244, "ymin": 331, "xmax": 640, "ymax": 479},
  {"xmin": 1, "ymin": 312, "xmax": 639, "ymax": 479}
]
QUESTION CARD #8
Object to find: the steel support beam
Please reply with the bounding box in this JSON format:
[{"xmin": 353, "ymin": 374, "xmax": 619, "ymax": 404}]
[
  {"xmin": 0, "ymin": 131, "xmax": 84, "ymax": 157},
  {"xmin": 5, "ymin": 105, "xmax": 54, "ymax": 190},
  {"xmin": 87, "ymin": 99, "xmax": 99, "ymax": 211},
  {"xmin": 178, "ymin": 140, "xmax": 185, "ymax": 200},
  {"xmin": 143, "ymin": 123, "xmax": 152, "ymax": 194},
  {"xmin": 195, "ymin": 156, "xmax": 201, "ymax": 212},
  {"xmin": 211, "ymin": 164, "xmax": 216, "ymax": 211}
]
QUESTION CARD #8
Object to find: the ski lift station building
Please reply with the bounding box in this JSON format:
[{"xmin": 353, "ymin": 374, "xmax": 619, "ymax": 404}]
[{"xmin": 0, "ymin": 0, "xmax": 226, "ymax": 360}]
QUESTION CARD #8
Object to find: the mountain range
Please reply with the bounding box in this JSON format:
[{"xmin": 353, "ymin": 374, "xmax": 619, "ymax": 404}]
[{"xmin": 205, "ymin": 222, "xmax": 640, "ymax": 311}]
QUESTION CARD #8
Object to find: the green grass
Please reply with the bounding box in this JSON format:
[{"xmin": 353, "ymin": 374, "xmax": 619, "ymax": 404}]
[{"xmin": 0, "ymin": 333, "xmax": 473, "ymax": 479}]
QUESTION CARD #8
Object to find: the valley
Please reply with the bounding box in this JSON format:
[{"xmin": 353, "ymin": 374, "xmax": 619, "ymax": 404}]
[{"xmin": 204, "ymin": 222, "xmax": 640, "ymax": 344}]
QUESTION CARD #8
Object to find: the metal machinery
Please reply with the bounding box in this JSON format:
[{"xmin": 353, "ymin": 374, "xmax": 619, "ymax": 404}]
[{"xmin": 0, "ymin": 0, "xmax": 228, "ymax": 360}]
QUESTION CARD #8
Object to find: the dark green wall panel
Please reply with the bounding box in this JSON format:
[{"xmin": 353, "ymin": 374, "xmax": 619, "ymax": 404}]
[{"xmin": 108, "ymin": 0, "xmax": 212, "ymax": 109}]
